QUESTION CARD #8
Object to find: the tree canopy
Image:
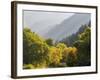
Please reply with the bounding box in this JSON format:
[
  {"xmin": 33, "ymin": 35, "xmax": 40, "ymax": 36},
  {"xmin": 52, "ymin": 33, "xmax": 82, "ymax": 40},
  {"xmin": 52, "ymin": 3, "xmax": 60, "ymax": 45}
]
[{"xmin": 23, "ymin": 25, "xmax": 91, "ymax": 69}]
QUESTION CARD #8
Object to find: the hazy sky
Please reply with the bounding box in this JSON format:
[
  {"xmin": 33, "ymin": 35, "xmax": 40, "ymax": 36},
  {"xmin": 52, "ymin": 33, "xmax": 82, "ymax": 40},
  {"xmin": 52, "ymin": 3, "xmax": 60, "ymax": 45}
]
[{"xmin": 23, "ymin": 10, "xmax": 74, "ymax": 35}]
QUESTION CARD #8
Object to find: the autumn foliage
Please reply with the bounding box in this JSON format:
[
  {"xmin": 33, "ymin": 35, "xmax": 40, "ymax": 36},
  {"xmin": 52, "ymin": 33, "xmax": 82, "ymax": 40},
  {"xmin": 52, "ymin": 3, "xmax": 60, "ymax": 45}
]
[{"xmin": 23, "ymin": 26, "xmax": 91, "ymax": 69}]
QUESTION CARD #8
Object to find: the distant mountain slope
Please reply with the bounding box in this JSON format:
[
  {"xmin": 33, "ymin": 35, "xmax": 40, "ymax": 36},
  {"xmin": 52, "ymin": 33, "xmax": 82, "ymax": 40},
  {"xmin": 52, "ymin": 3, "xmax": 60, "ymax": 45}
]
[
  {"xmin": 43, "ymin": 13, "xmax": 90, "ymax": 41},
  {"xmin": 60, "ymin": 25, "xmax": 90, "ymax": 46}
]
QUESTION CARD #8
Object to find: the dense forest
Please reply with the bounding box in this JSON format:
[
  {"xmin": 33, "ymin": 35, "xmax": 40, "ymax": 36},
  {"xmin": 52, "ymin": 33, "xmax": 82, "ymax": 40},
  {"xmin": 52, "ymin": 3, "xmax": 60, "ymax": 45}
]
[{"xmin": 23, "ymin": 25, "xmax": 91, "ymax": 69}]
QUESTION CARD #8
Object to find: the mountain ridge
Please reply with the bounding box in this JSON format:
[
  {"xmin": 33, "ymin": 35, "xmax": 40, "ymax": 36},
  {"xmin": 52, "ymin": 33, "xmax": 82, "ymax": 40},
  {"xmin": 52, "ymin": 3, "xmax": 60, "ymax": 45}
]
[{"xmin": 43, "ymin": 13, "xmax": 90, "ymax": 41}]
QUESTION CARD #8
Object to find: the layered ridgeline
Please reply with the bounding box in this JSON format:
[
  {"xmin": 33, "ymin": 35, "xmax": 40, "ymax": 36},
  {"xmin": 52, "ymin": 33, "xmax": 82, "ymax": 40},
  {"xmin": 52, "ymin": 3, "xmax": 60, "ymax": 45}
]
[
  {"xmin": 43, "ymin": 13, "xmax": 90, "ymax": 42},
  {"xmin": 59, "ymin": 23, "xmax": 91, "ymax": 46},
  {"xmin": 24, "ymin": 13, "xmax": 90, "ymax": 42},
  {"xmin": 23, "ymin": 28, "xmax": 78, "ymax": 69},
  {"xmin": 23, "ymin": 13, "xmax": 91, "ymax": 69},
  {"xmin": 23, "ymin": 25, "xmax": 91, "ymax": 69}
]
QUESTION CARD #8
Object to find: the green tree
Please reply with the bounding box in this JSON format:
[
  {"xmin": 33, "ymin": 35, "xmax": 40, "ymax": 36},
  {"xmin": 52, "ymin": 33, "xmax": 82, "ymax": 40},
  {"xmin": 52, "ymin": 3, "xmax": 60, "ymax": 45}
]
[
  {"xmin": 56, "ymin": 43, "xmax": 67, "ymax": 49},
  {"xmin": 23, "ymin": 28, "xmax": 50, "ymax": 68},
  {"xmin": 74, "ymin": 26, "xmax": 91, "ymax": 66},
  {"xmin": 45, "ymin": 38, "xmax": 53, "ymax": 46}
]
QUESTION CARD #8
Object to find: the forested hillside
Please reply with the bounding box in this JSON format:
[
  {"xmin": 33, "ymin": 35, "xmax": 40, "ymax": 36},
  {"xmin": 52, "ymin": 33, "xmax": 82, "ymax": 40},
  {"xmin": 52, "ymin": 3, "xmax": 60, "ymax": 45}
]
[
  {"xmin": 60, "ymin": 24, "xmax": 90, "ymax": 46},
  {"xmin": 23, "ymin": 25, "xmax": 91, "ymax": 69}
]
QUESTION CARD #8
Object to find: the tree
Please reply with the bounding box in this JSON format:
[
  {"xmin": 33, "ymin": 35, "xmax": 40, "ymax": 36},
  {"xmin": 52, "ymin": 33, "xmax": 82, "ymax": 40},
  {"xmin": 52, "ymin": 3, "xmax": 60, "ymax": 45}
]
[
  {"xmin": 23, "ymin": 28, "xmax": 50, "ymax": 68},
  {"xmin": 55, "ymin": 43, "xmax": 77, "ymax": 66},
  {"xmin": 56, "ymin": 43, "xmax": 67, "ymax": 49},
  {"xmin": 59, "ymin": 46, "xmax": 77, "ymax": 66},
  {"xmin": 45, "ymin": 38, "xmax": 53, "ymax": 46},
  {"xmin": 74, "ymin": 26, "xmax": 91, "ymax": 66},
  {"xmin": 48, "ymin": 46, "xmax": 62, "ymax": 67},
  {"xmin": 65, "ymin": 47, "xmax": 77, "ymax": 66}
]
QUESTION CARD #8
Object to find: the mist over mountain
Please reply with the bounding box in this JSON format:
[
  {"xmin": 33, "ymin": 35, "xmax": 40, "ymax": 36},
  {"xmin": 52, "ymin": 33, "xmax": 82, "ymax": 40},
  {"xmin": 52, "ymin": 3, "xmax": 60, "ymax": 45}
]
[
  {"xmin": 24, "ymin": 10, "xmax": 74, "ymax": 36},
  {"xmin": 23, "ymin": 12, "xmax": 91, "ymax": 67},
  {"xmin": 60, "ymin": 24, "xmax": 90, "ymax": 46},
  {"xmin": 43, "ymin": 13, "xmax": 90, "ymax": 41},
  {"xmin": 24, "ymin": 11, "xmax": 90, "ymax": 42}
]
